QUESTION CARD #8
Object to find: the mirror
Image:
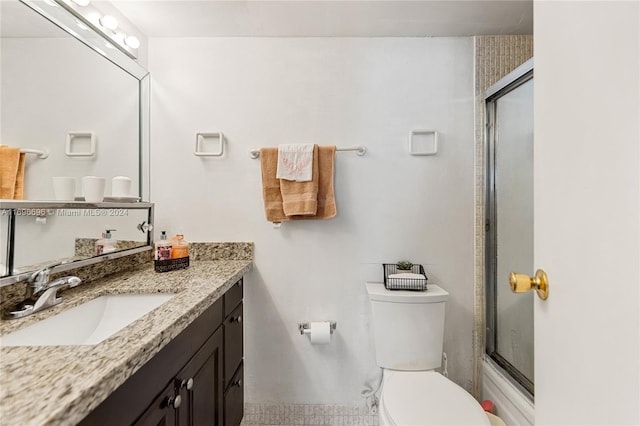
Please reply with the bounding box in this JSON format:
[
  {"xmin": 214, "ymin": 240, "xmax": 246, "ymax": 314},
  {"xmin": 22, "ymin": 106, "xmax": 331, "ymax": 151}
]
[
  {"xmin": 0, "ymin": 0, "xmax": 151, "ymax": 280},
  {"xmin": 0, "ymin": 201, "xmax": 153, "ymax": 280},
  {"xmin": 1, "ymin": 0, "xmax": 147, "ymax": 200}
]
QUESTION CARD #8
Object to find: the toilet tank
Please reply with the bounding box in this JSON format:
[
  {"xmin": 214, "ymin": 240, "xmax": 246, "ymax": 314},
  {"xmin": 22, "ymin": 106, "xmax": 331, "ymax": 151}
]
[{"xmin": 366, "ymin": 282, "xmax": 449, "ymax": 371}]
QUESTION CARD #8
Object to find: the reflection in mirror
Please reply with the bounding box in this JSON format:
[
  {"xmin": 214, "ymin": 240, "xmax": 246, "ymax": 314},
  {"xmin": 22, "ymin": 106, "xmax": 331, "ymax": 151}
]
[
  {"xmin": 1, "ymin": 0, "xmax": 140, "ymax": 201},
  {"xmin": 0, "ymin": 210, "xmax": 9, "ymax": 276},
  {"xmin": 0, "ymin": 202, "xmax": 153, "ymax": 281},
  {"xmin": 12, "ymin": 208, "xmax": 149, "ymax": 274}
]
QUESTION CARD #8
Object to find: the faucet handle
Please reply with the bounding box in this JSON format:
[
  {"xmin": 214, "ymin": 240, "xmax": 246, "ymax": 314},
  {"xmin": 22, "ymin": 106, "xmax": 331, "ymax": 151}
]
[
  {"xmin": 29, "ymin": 260, "xmax": 73, "ymax": 284},
  {"xmin": 29, "ymin": 266, "xmax": 52, "ymax": 285}
]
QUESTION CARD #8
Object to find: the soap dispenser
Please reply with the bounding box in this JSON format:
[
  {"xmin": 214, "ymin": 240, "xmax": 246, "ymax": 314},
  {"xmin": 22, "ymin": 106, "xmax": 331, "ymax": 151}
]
[
  {"xmin": 155, "ymin": 231, "xmax": 173, "ymax": 261},
  {"xmin": 95, "ymin": 229, "xmax": 117, "ymax": 255}
]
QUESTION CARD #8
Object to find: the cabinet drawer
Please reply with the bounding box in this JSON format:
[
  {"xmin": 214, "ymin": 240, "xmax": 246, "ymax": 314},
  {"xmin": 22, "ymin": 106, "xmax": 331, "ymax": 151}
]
[
  {"xmin": 224, "ymin": 363, "xmax": 244, "ymax": 426},
  {"xmin": 224, "ymin": 278, "xmax": 243, "ymax": 317},
  {"xmin": 224, "ymin": 303, "xmax": 243, "ymax": 389}
]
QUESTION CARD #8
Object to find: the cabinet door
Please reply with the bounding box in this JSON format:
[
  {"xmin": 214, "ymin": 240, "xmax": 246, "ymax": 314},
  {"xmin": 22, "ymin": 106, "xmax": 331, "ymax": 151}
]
[
  {"xmin": 224, "ymin": 303, "xmax": 243, "ymax": 389},
  {"xmin": 134, "ymin": 381, "xmax": 179, "ymax": 426},
  {"xmin": 224, "ymin": 363, "xmax": 244, "ymax": 426},
  {"xmin": 176, "ymin": 326, "xmax": 224, "ymax": 426},
  {"xmin": 224, "ymin": 279, "xmax": 243, "ymax": 317}
]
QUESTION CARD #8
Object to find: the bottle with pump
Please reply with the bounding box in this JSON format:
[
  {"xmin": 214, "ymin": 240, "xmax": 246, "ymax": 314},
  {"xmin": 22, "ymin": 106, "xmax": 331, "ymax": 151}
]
[
  {"xmin": 155, "ymin": 231, "xmax": 173, "ymax": 261},
  {"xmin": 95, "ymin": 229, "xmax": 117, "ymax": 255},
  {"xmin": 170, "ymin": 234, "xmax": 189, "ymax": 259}
]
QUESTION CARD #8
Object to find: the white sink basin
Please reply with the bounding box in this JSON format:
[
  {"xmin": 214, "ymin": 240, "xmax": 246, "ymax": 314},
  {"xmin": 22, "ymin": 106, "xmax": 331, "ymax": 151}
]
[{"xmin": 0, "ymin": 293, "xmax": 175, "ymax": 347}]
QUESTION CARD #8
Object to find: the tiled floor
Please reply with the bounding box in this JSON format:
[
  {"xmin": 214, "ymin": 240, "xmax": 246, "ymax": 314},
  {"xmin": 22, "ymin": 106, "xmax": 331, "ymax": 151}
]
[{"xmin": 240, "ymin": 403, "xmax": 379, "ymax": 426}]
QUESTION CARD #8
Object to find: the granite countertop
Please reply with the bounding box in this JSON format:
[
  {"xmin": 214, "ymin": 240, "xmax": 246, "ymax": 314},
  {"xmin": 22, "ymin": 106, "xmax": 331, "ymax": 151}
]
[{"xmin": 0, "ymin": 259, "xmax": 252, "ymax": 426}]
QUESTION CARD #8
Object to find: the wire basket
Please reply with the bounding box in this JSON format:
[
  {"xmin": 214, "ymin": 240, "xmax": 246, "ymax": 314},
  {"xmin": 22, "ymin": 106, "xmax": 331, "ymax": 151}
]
[
  {"xmin": 383, "ymin": 264, "xmax": 428, "ymax": 291},
  {"xmin": 155, "ymin": 256, "xmax": 190, "ymax": 273}
]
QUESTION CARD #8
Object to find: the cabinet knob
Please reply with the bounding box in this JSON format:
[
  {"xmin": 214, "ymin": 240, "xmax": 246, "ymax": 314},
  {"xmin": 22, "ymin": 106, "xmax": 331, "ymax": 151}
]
[
  {"xmin": 181, "ymin": 378, "xmax": 194, "ymax": 391},
  {"xmin": 232, "ymin": 379, "xmax": 242, "ymax": 388},
  {"xmin": 230, "ymin": 315, "xmax": 242, "ymax": 324},
  {"xmin": 167, "ymin": 394, "xmax": 182, "ymax": 409}
]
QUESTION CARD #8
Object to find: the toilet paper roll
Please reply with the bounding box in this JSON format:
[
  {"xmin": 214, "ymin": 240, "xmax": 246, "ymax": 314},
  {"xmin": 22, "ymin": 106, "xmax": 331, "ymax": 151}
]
[{"xmin": 305, "ymin": 321, "xmax": 331, "ymax": 345}]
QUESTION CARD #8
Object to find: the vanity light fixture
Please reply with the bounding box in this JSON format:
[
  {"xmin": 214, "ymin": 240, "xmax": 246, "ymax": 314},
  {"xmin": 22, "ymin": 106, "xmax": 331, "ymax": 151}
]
[
  {"xmin": 124, "ymin": 35, "xmax": 140, "ymax": 49},
  {"xmin": 75, "ymin": 19, "xmax": 89, "ymax": 30},
  {"xmin": 99, "ymin": 14, "xmax": 118, "ymax": 31},
  {"xmin": 54, "ymin": 0, "xmax": 141, "ymax": 59}
]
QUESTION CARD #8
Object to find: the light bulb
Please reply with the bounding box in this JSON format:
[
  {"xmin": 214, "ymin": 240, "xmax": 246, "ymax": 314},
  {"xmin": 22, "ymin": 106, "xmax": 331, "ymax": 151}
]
[
  {"xmin": 71, "ymin": 0, "xmax": 90, "ymax": 6},
  {"xmin": 124, "ymin": 35, "xmax": 140, "ymax": 49},
  {"xmin": 99, "ymin": 15, "xmax": 118, "ymax": 31},
  {"xmin": 43, "ymin": 0, "xmax": 59, "ymax": 7}
]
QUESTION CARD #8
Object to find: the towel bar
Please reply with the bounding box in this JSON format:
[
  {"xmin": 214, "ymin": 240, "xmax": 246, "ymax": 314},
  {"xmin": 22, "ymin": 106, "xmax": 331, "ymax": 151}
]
[
  {"xmin": 249, "ymin": 145, "xmax": 366, "ymax": 159},
  {"xmin": 19, "ymin": 148, "xmax": 49, "ymax": 159}
]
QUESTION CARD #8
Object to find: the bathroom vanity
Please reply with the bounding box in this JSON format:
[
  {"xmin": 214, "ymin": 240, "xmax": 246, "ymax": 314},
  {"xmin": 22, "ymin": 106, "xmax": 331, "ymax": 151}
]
[
  {"xmin": 0, "ymin": 257, "xmax": 251, "ymax": 425},
  {"xmin": 81, "ymin": 277, "xmax": 244, "ymax": 426}
]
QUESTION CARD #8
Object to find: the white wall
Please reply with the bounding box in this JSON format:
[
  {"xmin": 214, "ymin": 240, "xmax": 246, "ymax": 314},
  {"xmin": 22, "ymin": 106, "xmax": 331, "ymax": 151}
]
[{"xmin": 149, "ymin": 37, "xmax": 475, "ymax": 404}]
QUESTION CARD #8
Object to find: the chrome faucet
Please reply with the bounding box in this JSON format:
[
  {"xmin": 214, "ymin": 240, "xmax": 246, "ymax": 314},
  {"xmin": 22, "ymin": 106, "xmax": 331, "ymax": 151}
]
[{"xmin": 7, "ymin": 263, "xmax": 82, "ymax": 319}]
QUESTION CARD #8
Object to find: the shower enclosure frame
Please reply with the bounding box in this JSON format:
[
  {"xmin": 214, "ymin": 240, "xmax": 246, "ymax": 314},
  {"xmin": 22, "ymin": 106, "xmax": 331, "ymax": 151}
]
[{"xmin": 484, "ymin": 58, "xmax": 534, "ymax": 397}]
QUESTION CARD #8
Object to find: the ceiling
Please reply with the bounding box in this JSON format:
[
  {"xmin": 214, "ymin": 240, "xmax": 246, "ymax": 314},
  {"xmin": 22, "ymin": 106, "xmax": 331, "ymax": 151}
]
[{"xmin": 108, "ymin": 0, "xmax": 533, "ymax": 38}]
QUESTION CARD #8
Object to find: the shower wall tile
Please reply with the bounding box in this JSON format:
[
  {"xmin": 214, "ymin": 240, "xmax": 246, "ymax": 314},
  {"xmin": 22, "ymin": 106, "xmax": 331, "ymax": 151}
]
[{"xmin": 473, "ymin": 35, "xmax": 533, "ymax": 399}]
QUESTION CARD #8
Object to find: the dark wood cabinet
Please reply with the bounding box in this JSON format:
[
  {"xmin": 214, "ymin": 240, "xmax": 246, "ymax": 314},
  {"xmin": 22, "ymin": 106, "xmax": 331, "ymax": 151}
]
[
  {"xmin": 134, "ymin": 381, "xmax": 179, "ymax": 426},
  {"xmin": 80, "ymin": 278, "xmax": 243, "ymax": 426},
  {"xmin": 224, "ymin": 303, "xmax": 243, "ymax": 389},
  {"xmin": 223, "ymin": 278, "xmax": 244, "ymax": 426},
  {"xmin": 176, "ymin": 327, "xmax": 224, "ymax": 426},
  {"xmin": 224, "ymin": 364, "xmax": 244, "ymax": 426}
]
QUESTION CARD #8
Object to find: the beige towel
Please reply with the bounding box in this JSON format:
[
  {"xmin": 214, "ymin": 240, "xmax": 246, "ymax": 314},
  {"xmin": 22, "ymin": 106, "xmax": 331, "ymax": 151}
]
[
  {"xmin": 280, "ymin": 144, "xmax": 319, "ymax": 216},
  {"xmin": 260, "ymin": 147, "xmax": 289, "ymax": 223},
  {"xmin": 0, "ymin": 145, "xmax": 24, "ymax": 200},
  {"xmin": 260, "ymin": 145, "xmax": 337, "ymax": 223},
  {"xmin": 14, "ymin": 153, "xmax": 25, "ymax": 200},
  {"xmin": 292, "ymin": 145, "xmax": 336, "ymax": 220}
]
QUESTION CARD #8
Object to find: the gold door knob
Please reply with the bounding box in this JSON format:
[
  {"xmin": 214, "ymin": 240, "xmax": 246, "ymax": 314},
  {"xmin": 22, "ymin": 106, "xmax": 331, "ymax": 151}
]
[{"xmin": 509, "ymin": 269, "xmax": 549, "ymax": 300}]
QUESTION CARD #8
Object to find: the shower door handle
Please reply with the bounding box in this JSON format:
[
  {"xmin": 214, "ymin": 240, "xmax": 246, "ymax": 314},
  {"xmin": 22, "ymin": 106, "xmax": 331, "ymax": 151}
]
[{"xmin": 509, "ymin": 269, "xmax": 549, "ymax": 300}]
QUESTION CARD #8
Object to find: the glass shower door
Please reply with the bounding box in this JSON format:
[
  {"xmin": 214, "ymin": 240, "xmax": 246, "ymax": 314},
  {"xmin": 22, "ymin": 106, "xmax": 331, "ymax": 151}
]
[{"xmin": 486, "ymin": 72, "xmax": 534, "ymax": 394}]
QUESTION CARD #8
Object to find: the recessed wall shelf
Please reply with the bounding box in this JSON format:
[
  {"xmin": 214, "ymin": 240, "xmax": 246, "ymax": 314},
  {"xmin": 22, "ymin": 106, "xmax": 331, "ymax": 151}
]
[
  {"xmin": 409, "ymin": 130, "xmax": 438, "ymax": 156},
  {"xmin": 65, "ymin": 131, "xmax": 96, "ymax": 157},
  {"xmin": 194, "ymin": 132, "xmax": 225, "ymax": 157}
]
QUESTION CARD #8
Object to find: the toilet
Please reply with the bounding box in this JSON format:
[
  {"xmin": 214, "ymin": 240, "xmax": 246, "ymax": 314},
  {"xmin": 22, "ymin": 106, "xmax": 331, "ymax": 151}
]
[{"xmin": 366, "ymin": 282, "xmax": 490, "ymax": 426}]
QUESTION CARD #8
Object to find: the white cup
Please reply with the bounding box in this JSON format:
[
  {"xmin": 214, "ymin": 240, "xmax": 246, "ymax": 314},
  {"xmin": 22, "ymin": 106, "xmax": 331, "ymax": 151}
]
[
  {"xmin": 52, "ymin": 177, "xmax": 76, "ymax": 201},
  {"xmin": 82, "ymin": 176, "xmax": 105, "ymax": 202},
  {"xmin": 111, "ymin": 176, "xmax": 132, "ymax": 198}
]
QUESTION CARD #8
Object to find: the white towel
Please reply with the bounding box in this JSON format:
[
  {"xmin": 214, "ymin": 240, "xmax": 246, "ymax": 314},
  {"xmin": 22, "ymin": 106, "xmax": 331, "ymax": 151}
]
[
  {"xmin": 388, "ymin": 273, "xmax": 426, "ymax": 279},
  {"xmin": 276, "ymin": 144, "xmax": 315, "ymax": 182}
]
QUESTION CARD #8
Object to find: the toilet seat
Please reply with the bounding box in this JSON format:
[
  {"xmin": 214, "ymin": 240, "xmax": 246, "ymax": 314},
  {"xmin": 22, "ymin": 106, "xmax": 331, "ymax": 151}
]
[{"xmin": 379, "ymin": 371, "xmax": 490, "ymax": 426}]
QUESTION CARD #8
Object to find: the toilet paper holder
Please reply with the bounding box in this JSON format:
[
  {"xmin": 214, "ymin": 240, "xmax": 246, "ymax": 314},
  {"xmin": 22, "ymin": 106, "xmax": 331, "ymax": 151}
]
[{"xmin": 298, "ymin": 321, "xmax": 337, "ymax": 335}]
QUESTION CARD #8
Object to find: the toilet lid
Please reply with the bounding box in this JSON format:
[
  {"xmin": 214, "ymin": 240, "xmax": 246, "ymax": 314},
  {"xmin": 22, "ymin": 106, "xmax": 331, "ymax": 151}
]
[{"xmin": 381, "ymin": 371, "xmax": 490, "ymax": 426}]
